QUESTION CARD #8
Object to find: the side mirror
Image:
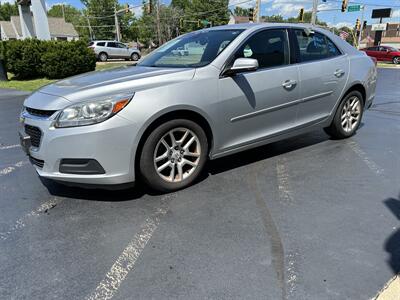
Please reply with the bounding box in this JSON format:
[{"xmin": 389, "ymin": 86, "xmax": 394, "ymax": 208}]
[{"xmin": 225, "ymin": 58, "xmax": 258, "ymax": 76}]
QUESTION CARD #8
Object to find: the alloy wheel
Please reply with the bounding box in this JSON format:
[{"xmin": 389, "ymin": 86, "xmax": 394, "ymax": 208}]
[
  {"xmin": 341, "ymin": 96, "xmax": 361, "ymax": 133},
  {"xmin": 393, "ymin": 57, "xmax": 400, "ymax": 65},
  {"xmin": 153, "ymin": 127, "xmax": 201, "ymax": 183}
]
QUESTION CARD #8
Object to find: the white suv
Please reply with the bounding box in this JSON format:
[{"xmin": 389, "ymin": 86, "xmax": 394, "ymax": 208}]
[{"xmin": 89, "ymin": 40, "xmax": 141, "ymax": 62}]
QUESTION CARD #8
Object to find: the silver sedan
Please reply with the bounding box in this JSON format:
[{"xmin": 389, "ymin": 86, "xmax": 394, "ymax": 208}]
[{"xmin": 20, "ymin": 23, "xmax": 377, "ymax": 192}]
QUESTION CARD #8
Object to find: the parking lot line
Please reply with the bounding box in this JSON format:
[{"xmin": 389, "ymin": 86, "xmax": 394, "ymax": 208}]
[
  {"xmin": 0, "ymin": 196, "xmax": 62, "ymax": 241},
  {"xmin": 347, "ymin": 141, "xmax": 385, "ymax": 176},
  {"xmin": 86, "ymin": 195, "xmax": 174, "ymax": 300},
  {"xmin": 0, "ymin": 144, "xmax": 20, "ymax": 150},
  {"xmin": 0, "ymin": 161, "xmax": 28, "ymax": 177}
]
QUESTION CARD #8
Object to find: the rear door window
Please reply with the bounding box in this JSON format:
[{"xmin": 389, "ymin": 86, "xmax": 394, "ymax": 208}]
[
  {"xmin": 107, "ymin": 42, "xmax": 117, "ymax": 48},
  {"xmin": 293, "ymin": 30, "xmax": 337, "ymax": 62}
]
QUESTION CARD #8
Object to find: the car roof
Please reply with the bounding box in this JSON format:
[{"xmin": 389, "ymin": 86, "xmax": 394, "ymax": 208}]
[{"xmin": 207, "ymin": 22, "xmax": 319, "ymax": 31}]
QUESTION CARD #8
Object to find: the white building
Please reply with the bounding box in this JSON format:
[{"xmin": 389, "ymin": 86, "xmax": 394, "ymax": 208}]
[{"xmin": 0, "ymin": 0, "xmax": 78, "ymax": 41}]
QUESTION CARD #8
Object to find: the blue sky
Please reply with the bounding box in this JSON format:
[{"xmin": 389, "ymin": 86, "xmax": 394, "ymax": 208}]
[{"xmin": 2, "ymin": 0, "xmax": 400, "ymax": 28}]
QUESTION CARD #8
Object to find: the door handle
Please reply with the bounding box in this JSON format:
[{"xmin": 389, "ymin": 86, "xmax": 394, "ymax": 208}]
[
  {"xmin": 282, "ymin": 79, "xmax": 297, "ymax": 90},
  {"xmin": 334, "ymin": 69, "xmax": 345, "ymax": 77}
]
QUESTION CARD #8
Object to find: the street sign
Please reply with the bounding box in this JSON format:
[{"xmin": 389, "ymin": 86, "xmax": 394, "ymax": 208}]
[
  {"xmin": 371, "ymin": 23, "xmax": 388, "ymax": 31},
  {"xmin": 347, "ymin": 5, "xmax": 361, "ymax": 12}
]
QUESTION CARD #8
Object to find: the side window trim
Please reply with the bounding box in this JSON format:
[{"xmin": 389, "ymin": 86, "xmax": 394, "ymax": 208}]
[{"xmin": 221, "ymin": 27, "xmax": 291, "ymax": 75}]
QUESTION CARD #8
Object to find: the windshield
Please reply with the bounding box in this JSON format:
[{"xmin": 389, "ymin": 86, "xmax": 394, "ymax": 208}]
[
  {"xmin": 138, "ymin": 29, "xmax": 244, "ymax": 68},
  {"xmin": 388, "ymin": 47, "xmax": 399, "ymax": 52}
]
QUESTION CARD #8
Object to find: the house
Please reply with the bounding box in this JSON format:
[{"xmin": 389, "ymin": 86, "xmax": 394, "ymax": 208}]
[
  {"xmin": 0, "ymin": 17, "xmax": 79, "ymax": 41},
  {"xmin": 360, "ymin": 23, "xmax": 400, "ymax": 48},
  {"xmin": 228, "ymin": 15, "xmax": 251, "ymax": 25}
]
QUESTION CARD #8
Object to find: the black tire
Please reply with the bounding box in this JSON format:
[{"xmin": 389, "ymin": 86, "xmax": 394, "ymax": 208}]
[
  {"xmin": 324, "ymin": 90, "xmax": 364, "ymax": 139},
  {"xmin": 393, "ymin": 57, "xmax": 400, "ymax": 65},
  {"xmin": 99, "ymin": 52, "xmax": 108, "ymax": 62},
  {"xmin": 131, "ymin": 53, "xmax": 140, "ymax": 61},
  {"xmin": 139, "ymin": 119, "xmax": 208, "ymax": 192}
]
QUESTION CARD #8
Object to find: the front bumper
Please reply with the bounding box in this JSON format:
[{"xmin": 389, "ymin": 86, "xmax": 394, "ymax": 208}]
[{"xmin": 21, "ymin": 112, "xmax": 139, "ymax": 185}]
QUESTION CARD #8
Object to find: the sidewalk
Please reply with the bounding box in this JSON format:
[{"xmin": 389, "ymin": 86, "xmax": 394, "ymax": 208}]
[{"xmin": 0, "ymin": 88, "xmax": 31, "ymax": 98}]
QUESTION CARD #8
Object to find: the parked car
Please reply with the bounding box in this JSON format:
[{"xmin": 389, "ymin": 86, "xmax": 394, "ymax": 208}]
[
  {"xmin": 20, "ymin": 24, "xmax": 377, "ymax": 192},
  {"xmin": 88, "ymin": 40, "xmax": 141, "ymax": 62},
  {"xmin": 361, "ymin": 45, "xmax": 400, "ymax": 64}
]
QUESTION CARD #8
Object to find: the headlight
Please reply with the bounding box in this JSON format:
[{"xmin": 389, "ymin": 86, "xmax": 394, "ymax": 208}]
[{"xmin": 54, "ymin": 94, "xmax": 133, "ymax": 128}]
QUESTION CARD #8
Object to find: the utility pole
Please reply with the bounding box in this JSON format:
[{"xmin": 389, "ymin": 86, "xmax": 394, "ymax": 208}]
[
  {"xmin": 357, "ymin": 5, "xmax": 365, "ymax": 49},
  {"xmin": 86, "ymin": 16, "xmax": 93, "ymax": 40},
  {"xmin": 62, "ymin": 4, "xmax": 65, "ymax": 21},
  {"xmin": 255, "ymin": 0, "xmax": 261, "ymax": 23},
  {"xmin": 311, "ymin": 0, "xmax": 319, "ymax": 25},
  {"xmin": 114, "ymin": 4, "xmax": 121, "ymax": 42},
  {"xmin": 156, "ymin": 0, "xmax": 162, "ymax": 46}
]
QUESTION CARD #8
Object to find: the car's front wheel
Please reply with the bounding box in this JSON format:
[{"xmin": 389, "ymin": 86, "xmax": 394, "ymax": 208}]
[
  {"xmin": 393, "ymin": 56, "xmax": 400, "ymax": 65},
  {"xmin": 139, "ymin": 119, "xmax": 208, "ymax": 192},
  {"xmin": 324, "ymin": 90, "xmax": 364, "ymax": 139}
]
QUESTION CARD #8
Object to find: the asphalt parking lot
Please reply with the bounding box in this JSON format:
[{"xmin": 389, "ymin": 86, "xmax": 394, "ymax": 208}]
[{"xmin": 0, "ymin": 68, "xmax": 399, "ymax": 300}]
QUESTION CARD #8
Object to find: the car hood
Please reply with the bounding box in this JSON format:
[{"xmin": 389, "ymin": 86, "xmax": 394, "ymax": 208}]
[{"xmin": 24, "ymin": 66, "xmax": 195, "ymax": 110}]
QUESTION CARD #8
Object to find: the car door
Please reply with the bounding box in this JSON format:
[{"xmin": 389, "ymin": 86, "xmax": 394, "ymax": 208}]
[
  {"xmin": 217, "ymin": 28, "xmax": 300, "ymax": 151},
  {"xmin": 117, "ymin": 42, "xmax": 130, "ymax": 58},
  {"xmin": 379, "ymin": 46, "xmax": 391, "ymax": 61},
  {"xmin": 292, "ymin": 29, "xmax": 349, "ymax": 125}
]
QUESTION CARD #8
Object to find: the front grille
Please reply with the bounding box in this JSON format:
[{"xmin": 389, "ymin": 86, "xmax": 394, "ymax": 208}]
[
  {"xmin": 25, "ymin": 125, "xmax": 42, "ymax": 148},
  {"xmin": 25, "ymin": 107, "xmax": 57, "ymax": 118},
  {"xmin": 29, "ymin": 156, "xmax": 44, "ymax": 169}
]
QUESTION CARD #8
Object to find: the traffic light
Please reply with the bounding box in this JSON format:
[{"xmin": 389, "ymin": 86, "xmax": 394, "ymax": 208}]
[
  {"xmin": 125, "ymin": 4, "xmax": 129, "ymax": 13},
  {"xmin": 180, "ymin": 18, "xmax": 183, "ymax": 28},
  {"xmin": 197, "ymin": 19, "xmax": 201, "ymax": 27},
  {"xmin": 355, "ymin": 18, "xmax": 361, "ymax": 31},
  {"xmin": 249, "ymin": 8, "xmax": 254, "ymax": 22},
  {"xmin": 299, "ymin": 8, "xmax": 304, "ymax": 22},
  {"xmin": 363, "ymin": 21, "xmax": 367, "ymax": 30},
  {"xmin": 341, "ymin": 0, "xmax": 348, "ymax": 12}
]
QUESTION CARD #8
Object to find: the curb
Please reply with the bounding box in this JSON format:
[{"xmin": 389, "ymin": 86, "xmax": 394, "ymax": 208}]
[{"xmin": 374, "ymin": 275, "xmax": 400, "ymax": 300}]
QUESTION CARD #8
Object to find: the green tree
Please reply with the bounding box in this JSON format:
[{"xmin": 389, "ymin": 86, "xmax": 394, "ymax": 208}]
[
  {"xmin": 233, "ymin": 6, "xmax": 250, "ymax": 17},
  {"xmin": 262, "ymin": 14, "xmax": 284, "ymax": 23},
  {"xmin": 171, "ymin": 0, "xmax": 190, "ymax": 10},
  {"xmin": 0, "ymin": 2, "xmax": 18, "ymax": 21},
  {"xmin": 81, "ymin": 0, "xmax": 118, "ymax": 40},
  {"xmin": 183, "ymin": 0, "xmax": 230, "ymax": 32}
]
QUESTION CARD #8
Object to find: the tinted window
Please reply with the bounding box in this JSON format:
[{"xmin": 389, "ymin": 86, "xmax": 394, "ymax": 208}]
[
  {"xmin": 97, "ymin": 42, "xmax": 105, "ymax": 47},
  {"xmin": 368, "ymin": 47, "xmax": 378, "ymax": 51},
  {"xmin": 107, "ymin": 42, "xmax": 117, "ymax": 48},
  {"xmin": 294, "ymin": 30, "xmax": 330, "ymax": 62},
  {"xmin": 88, "ymin": 42, "xmax": 94, "ymax": 46},
  {"xmin": 234, "ymin": 29, "xmax": 289, "ymax": 68},
  {"xmin": 139, "ymin": 30, "xmax": 243, "ymax": 68}
]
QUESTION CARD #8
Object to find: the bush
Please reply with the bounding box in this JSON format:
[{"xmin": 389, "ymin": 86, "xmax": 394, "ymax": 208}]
[
  {"xmin": 41, "ymin": 40, "xmax": 96, "ymax": 79},
  {"xmin": 5, "ymin": 39, "xmax": 96, "ymax": 80},
  {"xmin": 6, "ymin": 39, "xmax": 44, "ymax": 79}
]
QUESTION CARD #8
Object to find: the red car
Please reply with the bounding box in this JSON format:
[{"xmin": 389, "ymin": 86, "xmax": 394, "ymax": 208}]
[{"xmin": 361, "ymin": 45, "xmax": 400, "ymax": 64}]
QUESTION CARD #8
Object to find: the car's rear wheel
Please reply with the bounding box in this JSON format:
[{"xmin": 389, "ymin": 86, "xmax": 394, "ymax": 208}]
[
  {"xmin": 99, "ymin": 52, "xmax": 108, "ymax": 62},
  {"xmin": 393, "ymin": 57, "xmax": 400, "ymax": 65},
  {"xmin": 324, "ymin": 91, "xmax": 364, "ymax": 139},
  {"xmin": 131, "ymin": 53, "xmax": 140, "ymax": 61},
  {"xmin": 139, "ymin": 119, "xmax": 208, "ymax": 192}
]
